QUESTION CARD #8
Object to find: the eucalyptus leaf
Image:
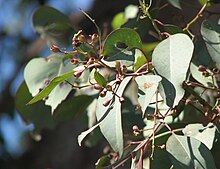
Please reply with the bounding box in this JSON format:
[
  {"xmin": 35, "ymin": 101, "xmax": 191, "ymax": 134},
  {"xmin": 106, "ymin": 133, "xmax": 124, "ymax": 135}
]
[
  {"xmin": 32, "ymin": 6, "xmax": 74, "ymax": 45},
  {"xmin": 102, "ymin": 28, "xmax": 142, "ymax": 67},
  {"xmin": 135, "ymin": 75, "xmax": 162, "ymax": 116},
  {"xmin": 152, "ymin": 33, "xmax": 194, "ymax": 107},
  {"xmin": 94, "ymin": 71, "xmax": 107, "ymax": 87},
  {"xmin": 24, "ymin": 54, "xmax": 76, "ymax": 113},
  {"xmin": 166, "ymin": 134, "xmax": 216, "ymax": 169},
  {"xmin": 96, "ymin": 77, "xmax": 132, "ymax": 157},
  {"xmin": 182, "ymin": 123, "xmax": 218, "ymax": 149},
  {"xmin": 168, "ymin": 0, "xmax": 182, "ymax": 9},
  {"xmin": 28, "ymin": 71, "xmax": 73, "ymax": 105},
  {"xmin": 190, "ymin": 63, "xmax": 217, "ymax": 87},
  {"xmin": 16, "ymin": 81, "xmax": 93, "ymax": 132},
  {"xmin": 201, "ymin": 20, "xmax": 220, "ymax": 69},
  {"xmin": 133, "ymin": 49, "xmax": 147, "ymax": 72}
]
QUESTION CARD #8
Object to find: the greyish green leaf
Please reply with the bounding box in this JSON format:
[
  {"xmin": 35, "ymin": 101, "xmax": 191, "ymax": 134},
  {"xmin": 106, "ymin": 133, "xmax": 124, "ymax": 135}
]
[
  {"xmin": 27, "ymin": 71, "xmax": 73, "ymax": 105},
  {"xmin": 168, "ymin": 0, "xmax": 182, "ymax": 9},
  {"xmin": 166, "ymin": 134, "xmax": 216, "ymax": 169},
  {"xmin": 24, "ymin": 54, "xmax": 76, "ymax": 113},
  {"xmin": 201, "ymin": 20, "xmax": 220, "ymax": 69},
  {"xmin": 135, "ymin": 75, "xmax": 162, "ymax": 116},
  {"xmin": 96, "ymin": 77, "xmax": 132, "ymax": 157},
  {"xmin": 190, "ymin": 63, "xmax": 217, "ymax": 87},
  {"xmin": 152, "ymin": 33, "xmax": 194, "ymax": 107},
  {"xmin": 182, "ymin": 123, "xmax": 218, "ymax": 149}
]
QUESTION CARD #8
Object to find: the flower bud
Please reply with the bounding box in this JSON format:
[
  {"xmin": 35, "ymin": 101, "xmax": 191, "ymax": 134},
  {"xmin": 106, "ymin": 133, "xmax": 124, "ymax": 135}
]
[
  {"xmin": 50, "ymin": 45, "xmax": 61, "ymax": 53},
  {"xmin": 198, "ymin": 65, "xmax": 206, "ymax": 72},
  {"xmin": 99, "ymin": 90, "xmax": 107, "ymax": 97},
  {"xmin": 91, "ymin": 33, "xmax": 99, "ymax": 41},
  {"xmin": 94, "ymin": 83, "xmax": 102, "ymax": 90},
  {"xmin": 132, "ymin": 125, "xmax": 140, "ymax": 132},
  {"xmin": 103, "ymin": 99, "xmax": 111, "ymax": 107},
  {"xmin": 202, "ymin": 71, "xmax": 210, "ymax": 77},
  {"xmin": 119, "ymin": 97, "xmax": 125, "ymax": 103},
  {"xmin": 73, "ymin": 70, "xmax": 83, "ymax": 77}
]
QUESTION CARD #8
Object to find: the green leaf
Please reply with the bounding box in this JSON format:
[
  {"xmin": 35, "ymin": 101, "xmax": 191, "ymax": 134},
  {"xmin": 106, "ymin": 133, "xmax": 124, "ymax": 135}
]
[
  {"xmin": 201, "ymin": 20, "xmax": 220, "ymax": 69},
  {"xmin": 16, "ymin": 82, "xmax": 93, "ymax": 132},
  {"xmin": 94, "ymin": 71, "xmax": 107, "ymax": 87},
  {"xmin": 193, "ymin": 36, "xmax": 215, "ymax": 67},
  {"xmin": 96, "ymin": 77, "xmax": 132, "ymax": 157},
  {"xmin": 152, "ymin": 33, "xmax": 194, "ymax": 107},
  {"xmin": 164, "ymin": 24, "xmax": 183, "ymax": 35},
  {"xmin": 182, "ymin": 123, "xmax": 218, "ymax": 149},
  {"xmin": 112, "ymin": 12, "xmax": 126, "ymax": 29},
  {"xmin": 15, "ymin": 82, "xmax": 55, "ymax": 131},
  {"xmin": 168, "ymin": 0, "xmax": 182, "ymax": 9},
  {"xmin": 32, "ymin": 6, "xmax": 74, "ymax": 45},
  {"xmin": 95, "ymin": 155, "xmax": 111, "ymax": 169},
  {"xmin": 133, "ymin": 49, "xmax": 147, "ymax": 72},
  {"xmin": 135, "ymin": 75, "xmax": 162, "ymax": 116},
  {"xmin": 24, "ymin": 54, "xmax": 76, "ymax": 113},
  {"xmin": 166, "ymin": 134, "xmax": 216, "ymax": 169},
  {"xmin": 102, "ymin": 28, "xmax": 142, "ymax": 67},
  {"xmin": 28, "ymin": 71, "xmax": 73, "ymax": 105}
]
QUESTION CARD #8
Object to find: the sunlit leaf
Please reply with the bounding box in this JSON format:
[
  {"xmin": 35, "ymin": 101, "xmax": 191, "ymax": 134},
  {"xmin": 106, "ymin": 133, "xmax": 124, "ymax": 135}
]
[
  {"xmin": 28, "ymin": 71, "xmax": 73, "ymax": 105},
  {"xmin": 152, "ymin": 33, "xmax": 194, "ymax": 107},
  {"xmin": 190, "ymin": 63, "xmax": 216, "ymax": 87},
  {"xmin": 133, "ymin": 49, "xmax": 147, "ymax": 72},
  {"xmin": 135, "ymin": 75, "xmax": 162, "ymax": 116},
  {"xmin": 96, "ymin": 77, "xmax": 132, "ymax": 157},
  {"xmin": 24, "ymin": 54, "xmax": 76, "ymax": 113},
  {"xmin": 94, "ymin": 71, "xmax": 107, "ymax": 87},
  {"xmin": 182, "ymin": 123, "xmax": 218, "ymax": 149},
  {"xmin": 201, "ymin": 20, "xmax": 220, "ymax": 69},
  {"xmin": 102, "ymin": 28, "xmax": 142, "ymax": 67},
  {"xmin": 112, "ymin": 12, "xmax": 126, "ymax": 29},
  {"xmin": 166, "ymin": 134, "xmax": 216, "ymax": 169}
]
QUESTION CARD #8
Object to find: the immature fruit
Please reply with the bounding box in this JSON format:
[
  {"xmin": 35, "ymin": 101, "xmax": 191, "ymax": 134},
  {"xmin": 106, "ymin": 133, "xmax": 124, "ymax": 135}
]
[
  {"xmin": 94, "ymin": 83, "xmax": 102, "ymax": 90},
  {"xmin": 106, "ymin": 84, "xmax": 112, "ymax": 91},
  {"xmin": 198, "ymin": 65, "xmax": 206, "ymax": 72}
]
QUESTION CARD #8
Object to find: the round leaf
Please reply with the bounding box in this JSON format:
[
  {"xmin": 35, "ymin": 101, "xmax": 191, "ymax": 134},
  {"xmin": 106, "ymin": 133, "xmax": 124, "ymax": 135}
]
[
  {"xmin": 152, "ymin": 33, "xmax": 194, "ymax": 107},
  {"xmin": 24, "ymin": 54, "xmax": 76, "ymax": 113},
  {"xmin": 182, "ymin": 123, "xmax": 218, "ymax": 149},
  {"xmin": 166, "ymin": 134, "xmax": 216, "ymax": 169},
  {"xmin": 102, "ymin": 28, "xmax": 142, "ymax": 67}
]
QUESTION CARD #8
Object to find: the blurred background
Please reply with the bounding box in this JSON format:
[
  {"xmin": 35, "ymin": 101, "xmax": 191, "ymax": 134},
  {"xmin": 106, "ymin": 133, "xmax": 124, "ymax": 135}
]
[{"xmin": 0, "ymin": 0, "xmax": 138, "ymax": 168}]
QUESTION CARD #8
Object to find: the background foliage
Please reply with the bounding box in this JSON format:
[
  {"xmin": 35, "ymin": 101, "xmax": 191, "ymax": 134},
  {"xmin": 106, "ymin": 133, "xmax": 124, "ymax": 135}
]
[{"xmin": 1, "ymin": 0, "xmax": 220, "ymax": 168}]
